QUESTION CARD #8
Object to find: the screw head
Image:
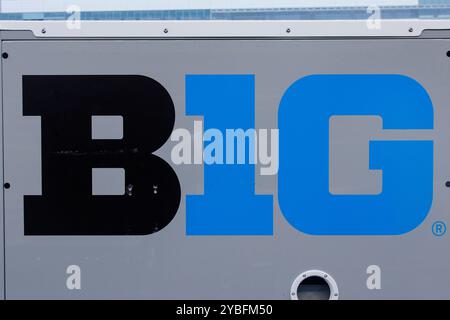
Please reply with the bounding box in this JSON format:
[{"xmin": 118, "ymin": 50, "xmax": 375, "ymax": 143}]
[
  {"xmin": 445, "ymin": 181, "xmax": 450, "ymax": 188},
  {"xmin": 4, "ymin": 183, "xmax": 11, "ymax": 189},
  {"xmin": 2, "ymin": 52, "xmax": 8, "ymax": 59},
  {"xmin": 409, "ymin": 28, "xmax": 414, "ymax": 32},
  {"xmin": 286, "ymin": 28, "xmax": 291, "ymax": 33},
  {"xmin": 163, "ymin": 28, "xmax": 168, "ymax": 34},
  {"xmin": 41, "ymin": 28, "xmax": 46, "ymax": 34}
]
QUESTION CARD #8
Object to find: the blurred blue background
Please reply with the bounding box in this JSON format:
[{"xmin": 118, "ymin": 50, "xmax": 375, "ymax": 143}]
[{"xmin": 0, "ymin": 0, "xmax": 449, "ymax": 20}]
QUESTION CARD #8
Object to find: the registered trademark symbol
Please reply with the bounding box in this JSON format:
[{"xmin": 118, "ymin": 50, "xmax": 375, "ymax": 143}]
[{"xmin": 432, "ymin": 221, "xmax": 446, "ymax": 237}]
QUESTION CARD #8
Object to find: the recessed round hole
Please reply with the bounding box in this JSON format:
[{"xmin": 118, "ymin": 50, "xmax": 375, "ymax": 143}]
[
  {"xmin": 4, "ymin": 183, "xmax": 11, "ymax": 189},
  {"xmin": 291, "ymin": 270, "xmax": 339, "ymax": 300},
  {"xmin": 446, "ymin": 181, "xmax": 450, "ymax": 188},
  {"xmin": 296, "ymin": 276, "xmax": 331, "ymax": 300},
  {"xmin": 447, "ymin": 51, "xmax": 450, "ymax": 57}
]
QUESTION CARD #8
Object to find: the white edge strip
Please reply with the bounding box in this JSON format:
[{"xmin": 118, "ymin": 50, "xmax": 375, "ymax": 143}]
[{"xmin": 1, "ymin": 20, "xmax": 450, "ymax": 37}]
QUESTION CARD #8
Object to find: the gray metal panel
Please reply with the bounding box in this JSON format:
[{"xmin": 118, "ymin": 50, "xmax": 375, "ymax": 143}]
[
  {"xmin": 0, "ymin": 39, "xmax": 4, "ymax": 300},
  {"xmin": 2, "ymin": 38, "xmax": 450, "ymax": 299}
]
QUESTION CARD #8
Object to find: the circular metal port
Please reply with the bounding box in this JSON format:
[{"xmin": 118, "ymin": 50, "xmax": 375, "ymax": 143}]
[{"xmin": 291, "ymin": 270, "xmax": 339, "ymax": 300}]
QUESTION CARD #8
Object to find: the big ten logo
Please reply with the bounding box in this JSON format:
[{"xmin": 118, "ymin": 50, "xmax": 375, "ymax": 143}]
[
  {"xmin": 366, "ymin": 6, "xmax": 381, "ymax": 30},
  {"xmin": 21, "ymin": 74, "xmax": 434, "ymax": 236},
  {"xmin": 66, "ymin": 5, "xmax": 82, "ymax": 30}
]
